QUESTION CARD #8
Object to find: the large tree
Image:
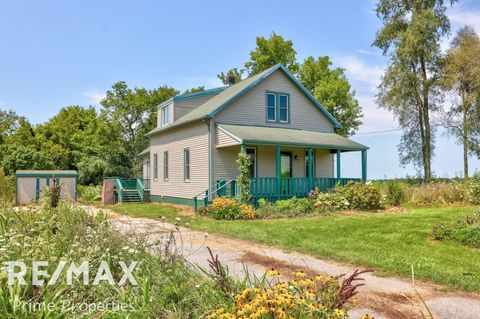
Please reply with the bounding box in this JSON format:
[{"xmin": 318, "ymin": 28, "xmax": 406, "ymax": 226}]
[
  {"xmin": 100, "ymin": 82, "xmax": 178, "ymax": 177},
  {"xmin": 374, "ymin": 0, "xmax": 455, "ymax": 179},
  {"xmin": 217, "ymin": 68, "xmax": 244, "ymax": 85},
  {"xmin": 299, "ymin": 56, "xmax": 363, "ymax": 136},
  {"xmin": 244, "ymin": 32, "xmax": 299, "ymax": 76},
  {"xmin": 442, "ymin": 25, "xmax": 480, "ymax": 179}
]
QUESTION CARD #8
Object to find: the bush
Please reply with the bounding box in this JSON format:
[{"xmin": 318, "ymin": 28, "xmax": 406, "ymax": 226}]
[
  {"xmin": 78, "ymin": 184, "xmax": 102, "ymax": 203},
  {"xmin": 0, "ymin": 167, "xmax": 15, "ymax": 205},
  {"xmin": 432, "ymin": 211, "xmax": 480, "ymax": 248},
  {"xmin": 335, "ymin": 182, "xmax": 384, "ymax": 210},
  {"xmin": 386, "ymin": 181, "xmax": 405, "ymax": 206},
  {"xmin": 200, "ymin": 197, "xmax": 256, "ymax": 220}
]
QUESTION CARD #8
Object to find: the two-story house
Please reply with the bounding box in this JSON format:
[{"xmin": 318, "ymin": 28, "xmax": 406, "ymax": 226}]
[{"xmin": 139, "ymin": 64, "xmax": 368, "ymax": 207}]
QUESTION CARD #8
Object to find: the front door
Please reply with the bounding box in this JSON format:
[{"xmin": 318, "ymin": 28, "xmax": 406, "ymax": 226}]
[{"xmin": 280, "ymin": 152, "xmax": 292, "ymax": 195}]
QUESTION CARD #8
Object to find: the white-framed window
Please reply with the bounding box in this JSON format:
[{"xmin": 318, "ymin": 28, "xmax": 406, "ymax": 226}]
[
  {"xmin": 163, "ymin": 151, "xmax": 169, "ymax": 181},
  {"xmin": 279, "ymin": 94, "xmax": 289, "ymax": 123},
  {"xmin": 266, "ymin": 93, "xmax": 276, "ymax": 122},
  {"xmin": 153, "ymin": 154, "xmax": 158, "ymax": 181},
  {"xmin": 246, "ymin": 147, "xmax": 256, "ymax": 178},
  {"xmin": 161, "ymin": 105, "xmax": 171, "ymax": 126},
  {"xmin": 184, "ymin": 148, "xmax": 190, "ymax": 182}
]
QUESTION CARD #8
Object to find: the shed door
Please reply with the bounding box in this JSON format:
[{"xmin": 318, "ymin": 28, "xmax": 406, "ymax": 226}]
[{"xmin": 17, "ymin": 177, "xmax": 36, "ymax": 205}]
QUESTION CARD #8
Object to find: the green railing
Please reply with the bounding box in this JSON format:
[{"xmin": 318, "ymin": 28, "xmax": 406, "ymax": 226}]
[
  {"xmin": 193, "ymin": 179, "xmax": 238, "ymax": 212},
  {"xmin": 136, "ymin": 178, "xmax": 145, "ymax": 202},
  {"xmin": 250, "ymin": 177, "xmax": 361, "ymax": 201}
]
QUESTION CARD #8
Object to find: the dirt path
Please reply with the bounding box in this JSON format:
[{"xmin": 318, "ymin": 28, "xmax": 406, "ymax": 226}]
[{"xmin": 85, "ymin": 205, "xmax": 480, "ymax": 319}]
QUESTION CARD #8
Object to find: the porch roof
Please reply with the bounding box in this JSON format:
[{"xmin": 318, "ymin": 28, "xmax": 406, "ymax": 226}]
[
  {"xmin": 218, "ymin": 124, "xmax": 368, "ymax": 151},
  {"xmin": 138, "ymin": 147, "xmax": 150, "ymax": 157}
]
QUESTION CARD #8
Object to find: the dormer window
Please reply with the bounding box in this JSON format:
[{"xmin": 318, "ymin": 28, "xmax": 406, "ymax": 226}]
[
  {"xmin": 161, "ymin": 104, "xmax": 172, "ymax": 126},
  {"xmin": 266, "ymin": 92, "xmax": 289, "ymax": 123}
]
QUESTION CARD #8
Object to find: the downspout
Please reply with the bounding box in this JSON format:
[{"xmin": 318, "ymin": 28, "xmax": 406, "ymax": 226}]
[{"xmin": 205, "ymin": 119, "xmax": 212, "ymax": 202}]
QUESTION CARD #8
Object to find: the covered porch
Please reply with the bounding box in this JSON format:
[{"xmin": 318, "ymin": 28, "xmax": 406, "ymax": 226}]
[{"xmin": 216, "ymin": 124, "xmax": 368, "ymax": 201}]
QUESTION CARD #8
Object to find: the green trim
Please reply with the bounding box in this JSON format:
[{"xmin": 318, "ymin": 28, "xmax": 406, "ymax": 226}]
[
  {"xmin": 35, "ymin": 177, "xmax": 40, "ymax": 202},
  {"xmin": 362, "ymin": 150, "xmax": 367, "ymax": 182},
  {"xmin": 218, "ymin": 124, "xmax": 243, "ymax": 143},
  {"xmin": 207, "ymin": 122, "xmax": 211, "ymax": 198},
  {"xmin": 265, "ymin": 91, "xmax": 290, "ymax": 124},
  {"xmin": 150, "ymin": 194, "xmax": 199, "ymax": 207},
  {"xmin": 16, "ymin": 173, "xmax": 78, "ymax": 177},
  {"xmin": 75, "ymin": 176, "xmax": 78, "ymax": 201},
  {"xmin": 276, "ymin": 146, "xmax": 281, "ymax": 199},
  {"xmin": 241, "ymin": 139, "xmax": 366, "ymax": 151}
]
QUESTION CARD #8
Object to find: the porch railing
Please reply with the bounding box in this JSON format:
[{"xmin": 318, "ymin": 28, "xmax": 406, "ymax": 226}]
[{"xmin": 250, "ymin": 177, "xmax": 361, "ymax": 200}]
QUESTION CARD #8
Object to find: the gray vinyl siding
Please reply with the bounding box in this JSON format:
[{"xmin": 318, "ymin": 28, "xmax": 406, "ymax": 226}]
[
  {"xmin": 315, "ymin": 149, "xmax": 334, "ymax": 177},
  {"xmin": 212, "ymin": 146, "xmax": 240, "ymax": 183},
  {"xmin": 149, "ymin": 121, "xmax": 209, "ymax": 199},
  {"xmin": 215, "ymin": 125, "xmax": 240, "ymax": 147},
  {"xmin": 214, "ymin": 70, "xmax": 335, "ymax": 132},
  {"xmin": 174, "ymin": 95, "xmax": 219, "ymax": 120}
]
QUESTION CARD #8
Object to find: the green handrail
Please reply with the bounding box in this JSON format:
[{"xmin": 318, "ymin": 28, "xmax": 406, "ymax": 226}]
[
  {"xmin": 136, "ymin": 178, "xmax": 145, "ymax": 202},
  {"xmin": 193, "ymin": 179, "xmax": 237, "ymax": 212}
]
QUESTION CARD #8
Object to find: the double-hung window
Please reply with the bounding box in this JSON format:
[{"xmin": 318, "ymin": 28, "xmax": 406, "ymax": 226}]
[
  {"xmin": 153, "ymin": 154, "xmax": 158, "ymax": 181},
  {"xmin": 161, "ymin": 105, "xmax": 171, "ymax": 126},
  {"xmin": 266, "ymin": 93, "xmax": 276, "ymax": 122},
  {"xmin": 163, "ymin": 151, "xmax": 169, "ymax": 181},
  {"xmin": 184, "ymin": 148, "xmax": 190, "ymax": 182},
  {"xmin": 266, "ymin": 92, "xmax": 289, "ymax": 123}
]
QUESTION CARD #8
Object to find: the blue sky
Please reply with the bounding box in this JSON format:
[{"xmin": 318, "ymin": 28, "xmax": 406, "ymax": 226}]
[{"xmin": 1, "ymin": 0, "xmax": 480, "ymax": 178}]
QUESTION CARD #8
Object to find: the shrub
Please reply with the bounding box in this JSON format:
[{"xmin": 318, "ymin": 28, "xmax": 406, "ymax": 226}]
[
  {"xmin": 201, "ymin": 197, "xmax": 256, "ymax": 220},
  {"xmin": 315, "ymin": 192, "xmax": 350, "ymax": 212},
  {"xmin": 386, "ymin": 181, "xmax": 405, "ymax": 206},
  {"xmin": 78, "ymin": 184, "xmax": 102, "ymax": 203},
  {"xmin": 335, "ymin": 182, "xmax": 384, "ymax": 210},
  {"xmin": 0, "ymin": 167, "xmax": 15, "ymax": 205},
  {"xmin": 432, "ymin": 211, "xmax": 480, "ymax": 248}
]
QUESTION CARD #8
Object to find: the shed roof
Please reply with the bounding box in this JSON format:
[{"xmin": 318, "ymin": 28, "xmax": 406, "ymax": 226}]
[
  {"xmin": 218, "ymin": 124, "xmax": 368, "ymax": 151},
  {"xmin": 16, "ymin": 170, "xmax": 78, "ymax": 177},
  {"xmin": 147, "ymin": 64, "xmax": 341, "ymax": 137}
]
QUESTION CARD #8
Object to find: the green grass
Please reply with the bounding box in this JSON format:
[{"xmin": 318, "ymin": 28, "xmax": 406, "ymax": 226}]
[
  {"xmin": 104, "ymin": 203, "xmax": 480, "ymax": 292},
  {"xmin": 101, "ymin": 202, "xmax": 181, "ymax": 220}
]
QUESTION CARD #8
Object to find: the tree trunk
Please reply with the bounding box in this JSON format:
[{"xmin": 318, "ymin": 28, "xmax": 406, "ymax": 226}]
[
  {"xmin": 462, "ymin": 90, "xmax": 469, "ymax": 179},
  {"xmin": 420, "ymin": 57, "xmax": 432, "ymax": 181}
]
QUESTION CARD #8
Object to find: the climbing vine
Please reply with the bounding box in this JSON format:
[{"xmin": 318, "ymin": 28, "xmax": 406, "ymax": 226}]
[{"xmin": 236, "ymin": 151, "xmax": 251, "ymax": 203}]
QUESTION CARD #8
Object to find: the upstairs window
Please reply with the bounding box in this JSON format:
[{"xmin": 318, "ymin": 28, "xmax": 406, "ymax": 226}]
[
  {"xmin": 266, "ymin": 93, "xmax": 276, "ymax": 122},
  {"xmin": 161, "ymin": 105, "xmax": 171, "ymax": 126},
  {"xmin": 266, "ymin": 92, "xmax": 289, "ymax": 123}
]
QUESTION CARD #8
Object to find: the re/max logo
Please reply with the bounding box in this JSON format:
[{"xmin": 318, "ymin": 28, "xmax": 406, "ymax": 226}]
[{"xmin": 4, "ymin": 261, "xmax": 138, "ymax": 286}]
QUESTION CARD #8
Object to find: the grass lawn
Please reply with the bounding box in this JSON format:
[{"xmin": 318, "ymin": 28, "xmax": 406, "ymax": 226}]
[
  {"xmin": 99, "ymin": 202, "xmax": 181, "ymax": 220},
  {"xmin": 103, "ymin": 203, "xmax": 480, "ymax": 292}
]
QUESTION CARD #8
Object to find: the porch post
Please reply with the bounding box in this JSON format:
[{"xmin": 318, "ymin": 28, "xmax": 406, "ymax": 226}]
[
  {"xmin": 336, "ymin": 149, "xmax": 341, "ymax": 180},
  {"xmin": 361, "ymin": 149, "xmax": 367, "ymax": 182},
  {"xmin": 276, "ymin": 145, "xmax": 281, "ymax": 199},
  {"xmin": 308, "ymin": 147, "xmax": 313, "ymax": 190},
  {"xmin": 241, "ymin": 144, "xmax": 246, "ymax": 153}
]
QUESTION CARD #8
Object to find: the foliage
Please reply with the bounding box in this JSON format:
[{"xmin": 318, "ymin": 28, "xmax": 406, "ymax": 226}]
[
  {"xmin": 244, "ymin": 32, "xmax": 299, "ymax": 76},
  {"xmin": 0, "ymin": 167, "xmax": 15, "ymax": 204},
  {"xmin": 182, "ymin": 86, "xmax": 205, "ymax": 94},
  {"xmin": 373, "ymin": 0, "xmax": 455, "ymax": 179},
  {"xmin": 77, "ymin": 184, "xmax": 102, "ymax": 203},
  {"xmin": 441, "ymin": 25, "xmax": 480, "ymax": 178},
  {"xmin": 200, "ymin": 197, "xmax": 256, "ymax": 220},
  {"xmin": 236, "ymin": 152, "xmax": 252, "ymax": 204},
  {"xmin": 333, "ymin": 182, "xmax": 384, "ymax": 211},
  {"xmin": 256, "ymin": 196, "xmax": 316, "ymax": 219},
  {"xmin": 0, "ymin": 198, "xmax": 230, "ymax": 318},
  {"xmin": 207, "ymin": 269, "xmax": 371, "ymax": 319},
  {"xmin": 100, "ymin": 82, "xmax": 178, "ymax": 177},
  {"xmin": 432, "ymin": 211, "xmax": 480, "ymax": 248},
  {"xmin": 385, "ymin": 181, "xmax": 405, "ymax": 206},
  {"xmin": 315, "ymin": 192, "xmax": 350, "ymax": 212},
  {"xmin": 299, "ymin": 56, "xmax": 363, "ymax": 136},
  {"xmin": 217, "ymin": 68, "xmax": 244, "ymax": 85}
]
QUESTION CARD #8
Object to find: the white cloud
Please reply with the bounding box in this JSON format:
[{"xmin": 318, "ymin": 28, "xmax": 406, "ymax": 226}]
[
  {"xmin": 449, "ymin": 6, "xmax": 480, "ymax": 34},
  {"xmin": 82, "ymin": 90, "xmax": 105, "ymax": 105},
  {"xmin": 335, "ymin": 55, "xmax": 384, "ymax": 94},
  {"xmin": 356, "ymin": 94, "xmax": 397, "ymax": 133}
]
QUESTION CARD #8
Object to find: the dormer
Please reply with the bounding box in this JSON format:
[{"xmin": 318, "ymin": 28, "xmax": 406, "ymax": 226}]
[{"xmin": 156, "ymin": 87, "xmax": 227, "ymax": 128}]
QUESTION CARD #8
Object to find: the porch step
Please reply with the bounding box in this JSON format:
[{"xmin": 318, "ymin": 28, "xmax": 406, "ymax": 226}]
[{"xmin": 121, "ymin": 189, "xmax": 142, "ymax": 202}]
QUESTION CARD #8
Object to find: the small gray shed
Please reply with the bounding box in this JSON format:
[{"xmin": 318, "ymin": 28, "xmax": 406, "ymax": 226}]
[{"xmin": 16, "ymin": 170, "xmax": 78, "ymax": 205}]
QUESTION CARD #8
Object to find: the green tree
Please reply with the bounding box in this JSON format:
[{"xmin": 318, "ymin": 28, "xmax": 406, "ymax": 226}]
[
  {"xmin": 182, "ymin": 86, "xmax": 205, "ymax": 95},
  {"xmin": 244, "ymin": 32, "xmax": 299, "ymax": 76},
  {"xmin": 373, "ymin": 0, "xmax": 455, "ymax": 179},
  {"xmin": 100, "ymin": 82, "xmax": 178, "ymax": 177},
  {"xmin": 442, "ymin": 26, "xmax": 480, "ymax": 179},
  {"xmin": 217, "ymin": 68, "xmax": 244, "ymax": 85},
  {"xmin": 299, "ymin": 56, "xmax": 363, "ymax": 136}
]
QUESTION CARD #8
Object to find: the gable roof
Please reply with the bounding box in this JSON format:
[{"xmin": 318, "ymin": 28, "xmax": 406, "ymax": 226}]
[
  {"xmin": 157, "ymin": 86, "xmax": 227, "ymax": 109},
  {"xmin": 147, "ymin": 64, "xmax": 341, "ymax": 137}
]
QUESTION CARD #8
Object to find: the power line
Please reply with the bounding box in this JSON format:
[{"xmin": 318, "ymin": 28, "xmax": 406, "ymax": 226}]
[{"xmin": 353, "ymin": 128, "xmax": 402, "ymax": 135}]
